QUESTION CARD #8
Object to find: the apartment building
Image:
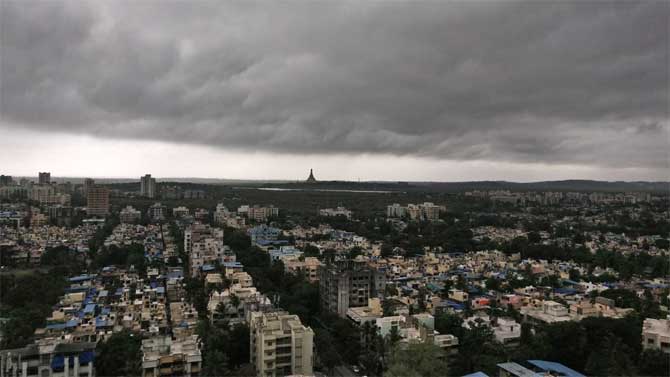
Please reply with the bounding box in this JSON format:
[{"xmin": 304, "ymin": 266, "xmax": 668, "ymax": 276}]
[
  {"xmin": 386, "ymin": 202, "xmax": 445, "ymax": 221},
  {"xmin": 140, "ymin": 174, "xmax": 157, "ymax": 198},
  {"xmin": 141, "ymin": 335, "xmax": 202, "ymax": 377},
  {"xmin": 38, "ymin": 172, "xmax": 51, "ymax": 185},
  {"xmin": 86, "ymin": 186, "xmax": 109, "ymax": 217},
  {"xmin": 319, "ymin": 207, "xmax": 352, "ymax": 219},
  {"xmin": 249, "ymin": 311, "xmax": 314, "ymax": 377},
  {"xmin": 184, "ymin": 224, "xmax": 225, "ymax": 276},
  {"xmin": 239, "ymin": 205, "xmax": 279, "ymax": 223},
  {"xmin": 120, "ymin": 206, "xmax": 142, "ymax": 223},
  {"xmin": 147, "ymin": 203, "xmax": 166, "ymax": 222},
  {"xmin": 642, "ymin": 317, "xmax": 670, "ymax": 353},
  {"xmin": 283, "ymin": 257, "xmax": 323, "ymax": 283},
  {"xmin": 0, "ymin": 341, "xmax": 96, "ymax": 377},
  {"xmin": 319, "ymin": 260, "xmax": 386, "ymax": 317},
  {"xmin": 30, "ymin": 185, "xmax": 70, "ymax": 206}
]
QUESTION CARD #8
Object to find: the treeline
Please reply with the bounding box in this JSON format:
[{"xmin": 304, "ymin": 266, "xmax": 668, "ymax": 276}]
[
  {"xmin": 498, "ymin": 235, "xmax": 669, "ymax": 279},
  {"xmin": 434, "ymin": 312, "xmax": 669, "ymax": 376}
]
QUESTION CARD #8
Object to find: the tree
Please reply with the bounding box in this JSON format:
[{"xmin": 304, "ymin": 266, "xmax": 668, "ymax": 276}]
[
  {"xmin": 638, "ymin": 349, "xmax": 670, "ymax": 377},
  {"xmin": 451, "ymin": 320, "xmax": 503, "ymax": 376},
  {"xmin": 95, "ymin": 331, "xmax": 142, "ymax": 377},
  {"xmin": 584, "ymin": 334, "xmax": 635, "ymax": 377},
  {"xmin": 386, "ymin": 343, "xmax": 448, "ymax": 377},
  {"xmin": 435, "ymin": 313, "xmax": 463, "ymax": 339}
]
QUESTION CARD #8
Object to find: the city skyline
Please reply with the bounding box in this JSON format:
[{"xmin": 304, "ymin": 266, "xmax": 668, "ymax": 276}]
[{"xmin": 1, "ymin": 1, "xmax": 668, "ymax": 181}]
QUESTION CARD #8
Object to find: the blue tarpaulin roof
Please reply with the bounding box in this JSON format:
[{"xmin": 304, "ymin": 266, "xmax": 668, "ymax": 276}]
[
  {"xmin": 83, "ymin": 304, "xmax": 96, "ymax": 314},
  {"xmin": 554, "ymin": 288, "xmax": 577, "ymax": 295},
  {"xmin": 527, "ymin": 360, "xmax": 585, "ymax": 377},
  {"xmin": 46, "ymin": 323, "xmax": 67, "ymax": 330},
  {"xmin": 69, "ymin": 274, "xmax": 95, "ymax": 282}
]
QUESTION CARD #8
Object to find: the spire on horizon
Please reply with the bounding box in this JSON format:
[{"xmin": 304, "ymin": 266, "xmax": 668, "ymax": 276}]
[{"xmin": 306, "ymin": 168, "xmax": 317, "ymax": 183}]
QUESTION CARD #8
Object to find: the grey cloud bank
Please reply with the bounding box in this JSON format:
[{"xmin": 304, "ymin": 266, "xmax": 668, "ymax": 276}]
[{"xmin": 1, "ymin": 1, "xmax": 668, "ymax": 172}]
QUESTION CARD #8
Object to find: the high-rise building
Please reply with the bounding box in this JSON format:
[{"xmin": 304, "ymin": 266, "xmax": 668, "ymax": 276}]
[
  {"xmin": 140, "ymin": 174, "xmax": 157, "ymax": 198},
  {"xmin": 38, "ymin": 172, "xmax": 51, "ymax": 185},
  {"xmin": 83, "ymin": 178, "xmax": 95, "ymax": 195},
  {"xmin": 185, "ymin": 224, "xmax": 226, "ymax": 276},
  {"xmin": 319, "ymin": 260, "xmax": 386, "ymax": 318},
  {"xmin": 0, "ymin": 175, "xmax": 13, "ymax": 186},
  {"xmin": 87, "ymin": 186, "xmax": 110, "ymax": 217},
  {"xmin": 249, "ymin": 311, "xmax": 314, "ymax": 377},
  {"xmin": 30, "ymin": 185, "xmax": 70, "ymax": 205}
]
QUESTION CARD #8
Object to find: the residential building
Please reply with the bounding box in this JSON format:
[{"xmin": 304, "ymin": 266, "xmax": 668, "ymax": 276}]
[
  {"xmin": 141, "ymin": 335, "xmax": 202, "ymax": 377},
  {"xmin": 86, "ymin": 186, "xmax": 109, "ymax": 217},
  {"xmin": 173, "ymin": 206, "xmax": 190, "ymax": 218},
  {"xmin": 120, "ymin": 206, "xmax": 142, "ymax": 223},
  {"xmin": 319, "ymin": 207, "xmax": 352, "ymax": 219},
  {"xmin": 0, "ymin": 341, "xmax": 96, "ymax": 377},
  {"xmin": 140, "ymin": 174, "xmax": 157, "ymax": 198},
  {"xmin": 185, "ymin": 224, "xmax": 225, "ymax": 276},
  {"xmin": 147, "ymin": 203, "xmax": 166, "ymax": 222},
  {"xmin": 642, "ymin": 317, "xmax": 670, "ymax": 353},
  {"xmin": 386, "ymin": 202, "xmax": 445, "ymax": 221},
  {"xmin": 520, "ymin": 300, "xmax": 571, "ymax": 324},
  {"xmin": 239, "ymin": 205, "xmax": 279, "ymax": 222},
  {"xmin": 249, "ymin": 311, "xmax": 314, "ymax": 377},
  {"xmin": 38, "ymin": 172, "xmax": 51, "ymax": 185},
  {"xmin": 0, "ymin": 175, "xmax": 13, "ymax": 186},
  {"xmin": 83, "ymin": 178, "xmax": 95, "ymax": 195},
  {"xmin": 387, "ymin": 203, "xmax": 407, "ymax": 218},
  {"xmin": 319, "ymin": 260, "xmax": 386, "ymax": 317}
]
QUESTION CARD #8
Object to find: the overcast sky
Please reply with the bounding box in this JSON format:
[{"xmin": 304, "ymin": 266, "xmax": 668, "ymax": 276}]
[{"xmin": 1, "ymin": 1, "xmax": 668, "ymax": 181}]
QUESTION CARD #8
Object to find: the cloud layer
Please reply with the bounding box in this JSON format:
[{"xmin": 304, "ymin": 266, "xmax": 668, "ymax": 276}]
[{"xmin": 1, "ymin": 1, "xmax": 668, "ymax": 171}]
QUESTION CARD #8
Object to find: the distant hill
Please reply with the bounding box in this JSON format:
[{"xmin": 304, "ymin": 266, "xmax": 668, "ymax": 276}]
[
  {"xmin": 259, "ymin": 179, "xmax": 669, "ymax": 193},
  {"xmin": 14, "ymin": 176, "xmax": 668, "ymax": 193}
]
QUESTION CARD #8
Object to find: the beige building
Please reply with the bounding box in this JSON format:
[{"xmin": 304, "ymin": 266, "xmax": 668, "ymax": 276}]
[
  {"xmin": 642, "ymin": 317, "xmax": 670, "ymax": 353},
  {"xmin": 249, "ymin": 311, "xmax": 314, "ymax": 377},
  {"xmin": 283, "ymin": 257, "xmax": 323, "ymax": 283},
  {"xmin": 185, "ymin": 224, "xmax": 226, "ymax": 276},
  {"xmin": 141, "ymin": 335, "xmax": 202, "ymax": 377}
]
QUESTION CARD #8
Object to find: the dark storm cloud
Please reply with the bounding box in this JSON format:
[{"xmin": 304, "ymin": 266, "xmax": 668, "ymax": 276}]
[{"xmin": 1, "ymin": 1, "xmax": 668, "ymax": 169}]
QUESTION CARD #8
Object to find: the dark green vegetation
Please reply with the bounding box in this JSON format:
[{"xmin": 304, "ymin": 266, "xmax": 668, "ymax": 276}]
[
  {"xmin": 0, "ymin": 246, "xmax": 86, "ymax": 349},
  {"xmin": 434, "ymin": 312, "xmax": 670, "ymax": 377},
  {"xmin": 197, "ymin": 321, "xmax": 254, "ymax": 377},
  {"xmin": 94, "ymin": 331, "xmax": 142, "ymax": 377}
]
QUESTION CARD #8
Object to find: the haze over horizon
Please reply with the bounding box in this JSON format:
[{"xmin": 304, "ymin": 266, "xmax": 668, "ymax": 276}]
[{"xmin": 1, "ymin": 1, "xmax": 668, "ymax": 181}]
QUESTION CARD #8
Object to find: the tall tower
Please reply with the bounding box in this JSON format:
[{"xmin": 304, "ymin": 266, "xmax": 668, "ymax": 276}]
[
  {"xmin": 140, "ymin": 174, "xmax": 156, "ymax": 198},
  {"xmin": 306, "ymin": 169, "xmax": 317, "ymax": 183}
]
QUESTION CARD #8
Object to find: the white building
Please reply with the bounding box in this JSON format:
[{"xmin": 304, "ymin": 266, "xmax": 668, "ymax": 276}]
[
  {"xmin": 120, "ymin": 206, "xmax": 142, "ymax": 223},
  {"xmin": 319, "ymin": 207, "xmax": 353, "ymax": 219},
  {"xmin": 249, "ymin": 311, "xmax": 314, "ymax": 377}
]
